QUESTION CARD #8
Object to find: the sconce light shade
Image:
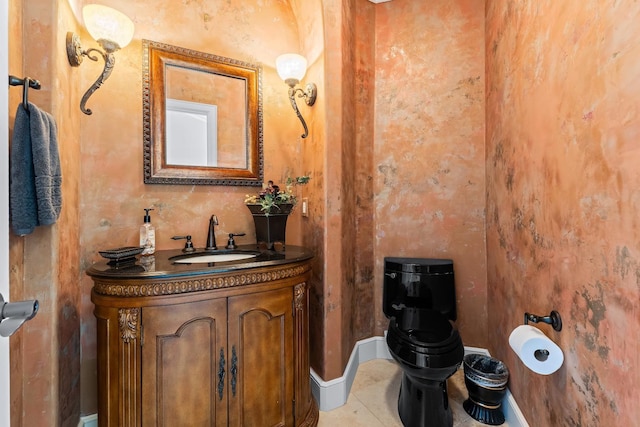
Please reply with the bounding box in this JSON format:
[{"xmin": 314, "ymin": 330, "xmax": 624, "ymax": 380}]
[
  {"xmin": 83, "ymin": 4, "xmax": 134, "ymax": 52},
  {"xmin": 276, "ymin": 53, "xmax": 317, "ymax": 139},
  {"xmin": 276, "ymin": 53, "xmax": 308, "ymax": 84},
  {"xmin": 66, "ymin": 4, "xmax": 134, "ymax": 115}
]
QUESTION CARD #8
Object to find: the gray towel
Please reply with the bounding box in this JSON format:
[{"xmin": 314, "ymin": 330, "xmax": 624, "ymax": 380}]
[{"xmin": 10, "ymin": 102, "xmax": 62, "ymax": 235}]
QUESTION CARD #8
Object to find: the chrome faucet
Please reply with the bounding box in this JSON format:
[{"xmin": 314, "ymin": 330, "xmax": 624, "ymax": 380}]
[{"xmin": 205, "ymin": 215, "xmax": 218, "ymax": 250}]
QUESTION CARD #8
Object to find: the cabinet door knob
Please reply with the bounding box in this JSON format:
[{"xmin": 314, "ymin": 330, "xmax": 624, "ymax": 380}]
[{"xmin": 218, "ymin": 348, "xmax": 226, "ymax": 400}]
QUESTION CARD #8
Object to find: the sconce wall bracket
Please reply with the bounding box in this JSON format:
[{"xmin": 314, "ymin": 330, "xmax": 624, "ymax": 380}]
[
  {"xmin": 287, "ymin": 82, "xmax": 317, "ymax": 139},
  {"xmin": 299, "ymin": 83, "xmax": 317, "ymax": 106},
  {"xmin": 66, "ymin": 31, "xmax": 116, "ymax": 115},
  {"xmin": 66, "ymin": 32, "xmax": 84, "ymax": 66}
]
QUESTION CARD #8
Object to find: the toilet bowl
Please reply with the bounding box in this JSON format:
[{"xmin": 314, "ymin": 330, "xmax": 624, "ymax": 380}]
[{"xmin": 383, "ymin": 257, "xmax": 464, "ymax": 427}]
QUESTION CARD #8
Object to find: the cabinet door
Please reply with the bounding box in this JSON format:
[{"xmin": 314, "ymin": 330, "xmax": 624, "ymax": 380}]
[
  {"xmin": 141, "ymin": 298, "xmax": 228, "ymax": 427},
  {"xmin": 227, "ymin": 288, "xmax": 294, "ymax": 427}
]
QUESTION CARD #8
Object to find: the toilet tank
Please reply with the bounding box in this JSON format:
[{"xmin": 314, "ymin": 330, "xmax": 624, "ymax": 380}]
[{"xmin": 383, "ymin": 257, "xmax": 456, "ymax": 321}]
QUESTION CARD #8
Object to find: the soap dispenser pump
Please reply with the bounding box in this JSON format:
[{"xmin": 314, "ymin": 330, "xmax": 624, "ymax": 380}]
[{"xmin": 140, "ymin": 208, "xmax": 156, "ymax": 255}]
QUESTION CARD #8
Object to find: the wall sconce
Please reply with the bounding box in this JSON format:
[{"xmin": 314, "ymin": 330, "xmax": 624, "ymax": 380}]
[
  {"xmin": 276, "ymin": 54, "xmax": 317, "ymax": 139},
  {"xmin": 66, "ymin": 4, "xmax": 134, "ymax": 115}
]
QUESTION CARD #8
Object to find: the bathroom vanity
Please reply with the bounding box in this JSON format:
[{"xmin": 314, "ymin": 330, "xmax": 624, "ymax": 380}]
[{"xmin": 87, "ymin": 246, "xmax": 318, "ymax": 427}]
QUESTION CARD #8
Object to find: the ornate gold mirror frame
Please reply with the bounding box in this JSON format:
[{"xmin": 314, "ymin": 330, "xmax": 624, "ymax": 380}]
[{"xmin": 142, "ymin": 40, "xmax": 263, "ymax": 186}]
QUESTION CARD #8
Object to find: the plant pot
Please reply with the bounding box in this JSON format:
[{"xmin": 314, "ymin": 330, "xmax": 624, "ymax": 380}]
[{"xmin": 246, "ymin": 203, "xmax": 293, "ymax": 250}]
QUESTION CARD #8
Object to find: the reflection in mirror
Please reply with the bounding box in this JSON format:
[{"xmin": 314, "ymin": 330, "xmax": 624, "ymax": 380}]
[
  {"xmin": 143, "ymin": 40, "xmax": 263, "ymax": 186},
  {"xmin": 165, "ymin": 99, "xmax": 218, "ymax": 166}
]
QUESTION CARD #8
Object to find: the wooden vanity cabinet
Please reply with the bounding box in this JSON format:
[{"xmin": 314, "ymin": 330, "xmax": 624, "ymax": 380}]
[{"xmin": 89, "ymin": 259, "xmax": 318, "ymax": 427}]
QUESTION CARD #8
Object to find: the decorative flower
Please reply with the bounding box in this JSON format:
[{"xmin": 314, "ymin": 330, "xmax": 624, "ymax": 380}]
[{"xmin": 245, "ymin": 176, "xmax": 310, "ymax": 214}]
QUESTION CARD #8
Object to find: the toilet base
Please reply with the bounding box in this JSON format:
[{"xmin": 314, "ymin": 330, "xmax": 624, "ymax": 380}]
[{"xmin": 397, "ymin": 372, "xmax": 453, "ymax": 427}]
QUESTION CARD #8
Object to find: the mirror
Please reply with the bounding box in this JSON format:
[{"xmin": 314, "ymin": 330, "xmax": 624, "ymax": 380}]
[{"xmin": 142, "ymin": 40, "xmax": 263, "ymax": 186}]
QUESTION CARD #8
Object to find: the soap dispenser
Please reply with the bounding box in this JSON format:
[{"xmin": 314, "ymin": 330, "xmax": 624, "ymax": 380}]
[{"xmin": 140, "ymin": 208, "xmax": 156, "ymax": 255}]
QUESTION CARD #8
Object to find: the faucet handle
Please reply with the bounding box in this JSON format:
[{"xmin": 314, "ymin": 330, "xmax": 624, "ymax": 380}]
[
  {"xmin": 171, "ymin": 235, "xmax": 195, "ymax": 252},
  {"xmin": 226, "ymin": 233, "xmax": 246, "ymax": 250}
]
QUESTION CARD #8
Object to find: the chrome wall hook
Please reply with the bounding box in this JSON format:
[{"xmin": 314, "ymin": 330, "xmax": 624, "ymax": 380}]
[{"xmin": 524, "ymin": 310, "xmax": 562, "ymax": 332}]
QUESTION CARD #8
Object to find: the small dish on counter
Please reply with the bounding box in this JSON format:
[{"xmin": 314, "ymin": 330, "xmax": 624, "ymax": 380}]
[{"xmin": 99, "ymin": 246, "xmax": 145, "ymax": 264}]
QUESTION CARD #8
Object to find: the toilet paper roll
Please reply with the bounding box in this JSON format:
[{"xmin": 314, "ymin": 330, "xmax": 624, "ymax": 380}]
[{"xmin": 508, "ymin": 325, "xmax": 564, "ymax": 375}]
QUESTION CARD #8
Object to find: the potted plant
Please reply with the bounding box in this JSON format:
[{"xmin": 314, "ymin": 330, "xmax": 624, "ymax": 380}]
[{"xmin": 245, "ymin": 176, "xmax": 310, "ymax": 250}]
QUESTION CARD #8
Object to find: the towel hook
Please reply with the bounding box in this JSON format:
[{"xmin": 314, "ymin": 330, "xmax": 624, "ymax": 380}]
[
  {"xmin": 8, "ymin": 75, "xmax": 42, "ymax": 110},
  {"xmin": 22, "ymin": 78, "xmax": 30, "ymax": 110}
]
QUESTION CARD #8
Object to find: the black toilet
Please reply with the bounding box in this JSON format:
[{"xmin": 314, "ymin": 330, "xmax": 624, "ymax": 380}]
[{"xmin": 383, "ymin": 257, "xmax": 465, "ymax": 427}]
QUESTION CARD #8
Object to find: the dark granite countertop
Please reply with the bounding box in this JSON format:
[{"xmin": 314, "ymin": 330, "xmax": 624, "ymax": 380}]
[{"xmin": 86, "ymin": 245, "xmax": 313, "ymax": 280}]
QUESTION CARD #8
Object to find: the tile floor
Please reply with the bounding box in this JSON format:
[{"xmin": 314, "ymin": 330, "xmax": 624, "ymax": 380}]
[{"xmin": 317, "ymin": 358, "xmax": 510, "ymax": 427}]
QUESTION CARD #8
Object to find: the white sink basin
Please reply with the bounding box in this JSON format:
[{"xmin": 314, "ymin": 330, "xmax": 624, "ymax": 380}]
[{"xmin": 173, "ymin": 253, "xmax": 258, "ymax": 264}]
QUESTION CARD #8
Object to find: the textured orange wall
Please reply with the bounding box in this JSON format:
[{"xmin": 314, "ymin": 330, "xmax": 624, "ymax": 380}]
[
  {"xmin": 302, "ymin": 0, "xmax": 377, "ymax": 382},
  {"xmin": 289, "ymin": 0, "xmax": 331, "ymax": 378},
  {"xmin": 9, "ymin": 0, "xmax": 82, "ymax": 425},
  {"xmin": 353, "ymin": 0, "xmax": 376, "ymax": 347},
  {"xmin": 312, "ymin": 0, "xmax": 359, "ymax": 380},
  {"xmin": 292, "ymin": 0, "xmax": 380, "ymax": 383},
  {"xmin": 486, "ymin": 1, "xmax": 640, "ymax": 425},
  {"xmin": 373, "ymin": 0, "xmax": 488, "ymax": 347},
  {"xmin": 8, "ymin": 2, "xmax": 26, "ymax": 425}
]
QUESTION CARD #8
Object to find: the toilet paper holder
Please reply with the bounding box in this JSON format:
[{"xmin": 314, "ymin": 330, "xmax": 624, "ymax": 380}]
[{"xmin": 524, "ymin": 310, "xmax": 562, "ymax": 332}]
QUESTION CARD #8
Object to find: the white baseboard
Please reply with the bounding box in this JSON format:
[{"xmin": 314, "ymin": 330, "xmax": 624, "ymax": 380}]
[
  {"xmin": 77, "ymin": 413, "xmax": 97, "ymax": 427},
  {"xmin": 310, "ymin": 336, "xmax": 392, "ymax": 412},
  {"xmin": 310, "ymin": 336, "xmax": 529, "ymax": 427}
]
